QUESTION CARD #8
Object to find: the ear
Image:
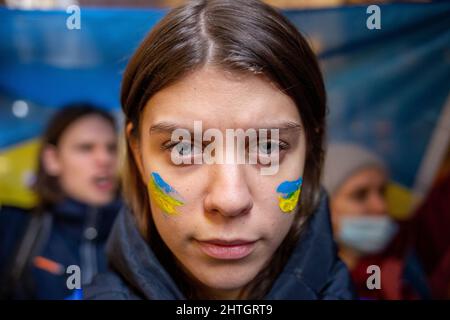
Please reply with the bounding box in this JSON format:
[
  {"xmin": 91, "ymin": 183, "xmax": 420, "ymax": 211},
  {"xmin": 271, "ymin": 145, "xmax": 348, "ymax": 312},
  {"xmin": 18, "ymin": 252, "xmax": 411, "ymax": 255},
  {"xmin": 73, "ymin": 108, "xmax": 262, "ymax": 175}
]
[
  {"xmin": 42, "ymin": 144, "xmax": 61, "ymax": 176},
  {"xmin": 126, "ymin": 122, "xmax": 147, "ymax": 184}
]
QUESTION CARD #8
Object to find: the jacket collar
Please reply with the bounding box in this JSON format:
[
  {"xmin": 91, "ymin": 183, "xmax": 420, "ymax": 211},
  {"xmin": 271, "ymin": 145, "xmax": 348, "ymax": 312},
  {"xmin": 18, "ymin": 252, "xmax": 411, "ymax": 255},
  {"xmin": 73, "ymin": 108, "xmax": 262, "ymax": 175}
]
[
  {"xmin": 107, "ymin": 206, "xmax": 184, "ymax": 299},
  {"xmin": 266, "ymin": 191, "xmax": 338, "ymax": 299},
  {"xmin": 51, "ymin": 197, "xmax": 119, "ymax": 219},
  {"xmin": 50, "ymin": 197, "xmax": 122, "ymax": 241}
]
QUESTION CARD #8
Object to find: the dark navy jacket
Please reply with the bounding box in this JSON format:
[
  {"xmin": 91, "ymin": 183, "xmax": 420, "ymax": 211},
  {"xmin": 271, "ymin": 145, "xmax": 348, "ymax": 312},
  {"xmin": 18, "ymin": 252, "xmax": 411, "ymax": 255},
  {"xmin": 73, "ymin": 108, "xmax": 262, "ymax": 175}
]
[
  {"xmin": 0, "ymin": 198, "xmax": 121, "ymax": 299},
  {"xmin": 86, "ymin": 192, "xmax": 355, "ymax": 300}
]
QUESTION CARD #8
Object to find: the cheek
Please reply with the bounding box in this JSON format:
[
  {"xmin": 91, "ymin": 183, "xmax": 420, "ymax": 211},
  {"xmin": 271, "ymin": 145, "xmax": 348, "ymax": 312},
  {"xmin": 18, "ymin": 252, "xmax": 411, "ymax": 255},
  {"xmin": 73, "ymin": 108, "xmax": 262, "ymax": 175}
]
[
  {"xmin": 331, "ymin": 195, "xmax": 366, "ymax": 229},
  {"xmin": 148, "ymin": 178, "xmax": 184, "ymax": 216},
  {"xmin": 146, "ymin": 171, "xmax": 197, "ymax": 243},
  {"xmin": 342, "ymin": 199, "xmax": 366, "ymax": 215},
  {"xmin": 274, "ymin": 143, "xmax": 305, "ymax": 214},
  {"xmin": 151, "ymin": 205, "xmax": 194, "ymax": 254},
  {"xmin": 257, "ymin": 210, "xmax": 295, "ymax": 258},
  {"xmin": 276, "ymin": 178, "xmax": 303, "ymax": 213},
  {"xmin": 58, "ymin": 156, "xmax": 89, "ymax": 185},
  {"xmin": 254, "ymin": 189, "xmax": 296, "ymax": 241},
  {"xmin": 265, "ymin": 213, "xmax": 295, "ymax": 239}
]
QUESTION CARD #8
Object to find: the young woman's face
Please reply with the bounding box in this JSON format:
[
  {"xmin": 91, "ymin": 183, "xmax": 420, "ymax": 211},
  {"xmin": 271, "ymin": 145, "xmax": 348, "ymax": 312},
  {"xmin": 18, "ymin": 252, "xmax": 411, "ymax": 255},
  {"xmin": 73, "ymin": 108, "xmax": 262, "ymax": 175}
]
[
  {"xmin": 43, "ymin": 115, "xmax": 119, "ymax": 206},
  {"xmin": 131, "ymin": 67, "xmax": 306, "ymax": 298}
]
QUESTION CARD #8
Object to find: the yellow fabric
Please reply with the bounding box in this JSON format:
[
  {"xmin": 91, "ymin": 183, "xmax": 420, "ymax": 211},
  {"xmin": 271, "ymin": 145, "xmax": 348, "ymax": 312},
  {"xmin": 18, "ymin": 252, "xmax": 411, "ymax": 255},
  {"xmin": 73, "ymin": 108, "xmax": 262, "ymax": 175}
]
[
  {"xmin": 0, "ymin": 139, "xmax": 39, "ymax": 208},
  {"xmin": 386, "ymin": 182, "xmax": 415, "ymax": 220}
]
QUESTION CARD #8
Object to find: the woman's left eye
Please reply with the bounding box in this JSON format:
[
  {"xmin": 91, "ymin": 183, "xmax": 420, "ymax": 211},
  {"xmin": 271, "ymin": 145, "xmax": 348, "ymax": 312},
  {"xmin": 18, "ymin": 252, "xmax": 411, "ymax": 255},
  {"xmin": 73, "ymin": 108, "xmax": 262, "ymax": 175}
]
[
  {"xmin": 258, "ymin": 140, "xmax": 288, "ymax": 155},
  {"xmin": 259, "ymin": 141, "xmax": 275, "ymax": 155}
]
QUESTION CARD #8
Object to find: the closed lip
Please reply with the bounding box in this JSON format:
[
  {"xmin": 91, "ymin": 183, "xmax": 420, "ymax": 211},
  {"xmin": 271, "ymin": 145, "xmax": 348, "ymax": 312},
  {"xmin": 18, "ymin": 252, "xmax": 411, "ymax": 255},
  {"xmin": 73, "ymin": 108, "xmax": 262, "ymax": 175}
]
[{"xmin": 196, "ymin": 238, "xmax": 257, "ymax": 260}]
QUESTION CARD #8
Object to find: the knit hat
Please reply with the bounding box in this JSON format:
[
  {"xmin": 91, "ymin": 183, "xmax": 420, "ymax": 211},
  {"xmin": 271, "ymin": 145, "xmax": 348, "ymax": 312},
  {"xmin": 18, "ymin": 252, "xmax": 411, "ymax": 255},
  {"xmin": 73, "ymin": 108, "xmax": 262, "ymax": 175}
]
[{"xmin": 322, "ymin": 143, "xmax": 387, "ymax": 196}]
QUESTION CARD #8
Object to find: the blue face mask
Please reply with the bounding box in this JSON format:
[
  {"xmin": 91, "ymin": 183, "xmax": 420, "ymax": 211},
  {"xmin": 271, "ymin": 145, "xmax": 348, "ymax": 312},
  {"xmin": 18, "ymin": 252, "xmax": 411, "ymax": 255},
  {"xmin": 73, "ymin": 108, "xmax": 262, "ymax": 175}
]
[{"xmin": 338, "ymin": 216, "xmax": 398, "ymax": 255}]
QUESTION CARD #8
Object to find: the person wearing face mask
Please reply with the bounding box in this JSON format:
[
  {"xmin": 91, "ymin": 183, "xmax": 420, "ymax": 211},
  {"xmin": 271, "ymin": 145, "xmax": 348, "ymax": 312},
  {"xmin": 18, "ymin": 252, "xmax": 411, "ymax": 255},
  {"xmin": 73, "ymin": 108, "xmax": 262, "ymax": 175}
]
[
  {"xmin": 0, "ymin": 104, "xmax": 122, "ymax": 299},
  {"xmin": 323, "ymin": 143, "xmax": 429, "ymax": 300}
]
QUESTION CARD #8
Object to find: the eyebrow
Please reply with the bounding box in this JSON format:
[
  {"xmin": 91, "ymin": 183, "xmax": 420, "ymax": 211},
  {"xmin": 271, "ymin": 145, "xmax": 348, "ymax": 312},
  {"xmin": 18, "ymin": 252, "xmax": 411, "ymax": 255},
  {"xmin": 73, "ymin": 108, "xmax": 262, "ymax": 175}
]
[
  {"xmin": 260, "ymin": 121, "xmax": 303, "ymax": 133},
  {"xmin": 149, "ymin": 121, "xmax": 302, "ymax": 135},
  {"xmin": 149, "ymin": 122, "xmax": 184, "ymax": 135}
]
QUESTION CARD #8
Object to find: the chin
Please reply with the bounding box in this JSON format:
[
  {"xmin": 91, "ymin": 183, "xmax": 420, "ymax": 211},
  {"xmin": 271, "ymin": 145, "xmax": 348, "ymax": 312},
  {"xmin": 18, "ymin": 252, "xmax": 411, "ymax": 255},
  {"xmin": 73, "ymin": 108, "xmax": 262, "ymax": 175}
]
[
  {"xmin": 85, "ymin": 193, "xmax": 115, "ymax": 207},
  {"xmin": 191, "ymin": 262, "xmax": 262, "ymax": 293}
]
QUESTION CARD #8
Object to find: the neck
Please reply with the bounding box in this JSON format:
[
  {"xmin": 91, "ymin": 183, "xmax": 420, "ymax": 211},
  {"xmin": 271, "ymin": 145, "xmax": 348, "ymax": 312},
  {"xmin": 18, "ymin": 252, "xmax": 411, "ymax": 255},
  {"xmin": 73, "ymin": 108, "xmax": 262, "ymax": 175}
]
[
  {"xmin": 181, "ymin": 268, "xmax": 246, "ymax": 300},
  {"xmin": 196, "ymin": 286, "xmax": 244, "ymax": 300}
]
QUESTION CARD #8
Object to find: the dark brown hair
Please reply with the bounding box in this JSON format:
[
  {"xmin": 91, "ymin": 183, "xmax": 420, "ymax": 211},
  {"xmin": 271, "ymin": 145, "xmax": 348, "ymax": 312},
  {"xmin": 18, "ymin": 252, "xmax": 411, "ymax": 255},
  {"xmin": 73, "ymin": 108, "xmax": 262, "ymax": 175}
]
[
  {"xmin": 33, "ymin": 103, "xmax": 116, "ymax": 209},
  {"xmin": 121, "ymin": 0, "xmax": 326, "ymax": 299}
]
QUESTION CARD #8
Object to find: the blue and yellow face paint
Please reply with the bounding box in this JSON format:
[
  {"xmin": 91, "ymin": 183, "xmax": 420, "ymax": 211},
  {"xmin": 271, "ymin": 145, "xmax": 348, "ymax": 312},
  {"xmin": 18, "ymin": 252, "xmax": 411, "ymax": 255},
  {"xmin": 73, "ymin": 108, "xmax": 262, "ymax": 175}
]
[
  {"xmin": 276, "ymin": 177, "xmax": 303, "ymax": 213},
  {"xmin": 147, "ymin": 172, "xmax": 184, "ymax": 216}
]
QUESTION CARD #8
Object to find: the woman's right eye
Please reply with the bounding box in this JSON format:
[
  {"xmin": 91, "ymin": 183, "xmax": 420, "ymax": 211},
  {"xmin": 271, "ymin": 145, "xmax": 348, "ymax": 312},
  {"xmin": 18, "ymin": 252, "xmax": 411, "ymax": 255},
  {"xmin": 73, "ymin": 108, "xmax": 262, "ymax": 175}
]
[
  {"xmin": 163, "ymin": 141, "xmax": 202, "ymax": 158},
  {"xmin": 173, "ymin": 142, "xmax": 201, "ymax": 156}
]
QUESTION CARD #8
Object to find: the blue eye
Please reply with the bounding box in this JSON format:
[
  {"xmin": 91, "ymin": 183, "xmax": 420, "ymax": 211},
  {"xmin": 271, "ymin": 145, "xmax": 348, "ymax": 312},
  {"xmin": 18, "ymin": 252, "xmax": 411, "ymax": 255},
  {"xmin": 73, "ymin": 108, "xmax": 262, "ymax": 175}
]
[
  {"xmin": 259, "ymin": 141, "xmax": 278, "ymax": 155},
  {"xmin": 174, "ymin": 142, "xmax": 191, "ymax": 155},
  {"xmin": 173, "ymin": 141, "xmax": 202, "ymax": 156}
]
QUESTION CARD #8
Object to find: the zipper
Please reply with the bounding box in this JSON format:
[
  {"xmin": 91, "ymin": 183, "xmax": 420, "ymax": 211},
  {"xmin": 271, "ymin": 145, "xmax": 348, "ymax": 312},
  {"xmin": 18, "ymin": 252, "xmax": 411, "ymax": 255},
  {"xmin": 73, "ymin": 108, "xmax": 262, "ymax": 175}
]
[{"xmin": 80, "ymin": 206, "xmax": 98, "ymax": 286}]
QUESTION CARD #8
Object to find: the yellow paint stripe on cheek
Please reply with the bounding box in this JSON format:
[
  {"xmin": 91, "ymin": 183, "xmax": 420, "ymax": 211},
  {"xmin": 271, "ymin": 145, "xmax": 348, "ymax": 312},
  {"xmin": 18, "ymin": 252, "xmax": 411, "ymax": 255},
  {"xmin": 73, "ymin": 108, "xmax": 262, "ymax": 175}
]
[
  {"xmin": 278, "ymin": 188, "xmax": 301, "ymax": 213},
  {"xmin": 147, "ymin": 177, "xmax": 184, "ymax": 216}
]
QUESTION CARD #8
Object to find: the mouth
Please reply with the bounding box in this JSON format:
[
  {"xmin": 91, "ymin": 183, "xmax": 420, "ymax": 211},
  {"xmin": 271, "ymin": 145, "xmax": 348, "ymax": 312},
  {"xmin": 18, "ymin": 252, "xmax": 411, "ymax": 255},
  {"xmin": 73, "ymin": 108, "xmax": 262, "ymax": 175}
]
[
  {"xmin": 92, "ymin": 176, "xmax": 115, "ymax": 192},
  {"xmin": 195, "ymin": 238, "xmax": 257, "ymax": 260}
]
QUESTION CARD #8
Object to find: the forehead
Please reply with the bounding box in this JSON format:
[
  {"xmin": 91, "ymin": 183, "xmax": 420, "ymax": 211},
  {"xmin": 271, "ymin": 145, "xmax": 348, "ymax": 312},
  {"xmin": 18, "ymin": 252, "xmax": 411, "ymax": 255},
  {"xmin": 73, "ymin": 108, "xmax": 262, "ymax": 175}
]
[
  {"xmin": 141, "ymin": 67, "xmax": 301, "ymax": 130},
  {"xmin": 60, "ymin": 115, "xmax": 116, "ymax": 143},
  {"xmin": 341, "ymin": 167, "xmax": 388, "ymax": 192}
]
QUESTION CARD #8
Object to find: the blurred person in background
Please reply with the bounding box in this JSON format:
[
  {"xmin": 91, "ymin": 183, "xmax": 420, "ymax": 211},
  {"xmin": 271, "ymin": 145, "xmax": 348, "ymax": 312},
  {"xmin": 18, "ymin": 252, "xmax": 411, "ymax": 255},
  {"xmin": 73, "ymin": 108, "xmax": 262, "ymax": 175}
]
[
  {"xmin": 404, "ymin": 169, "xmax": 450, "ymax": 299},
  {"xmin": 323, "ymin": 143, "xmax": 430, "ymax": 299},
  {"xmin": 0, "ymin": 104, "xmax": 122, "ymax": 299}
]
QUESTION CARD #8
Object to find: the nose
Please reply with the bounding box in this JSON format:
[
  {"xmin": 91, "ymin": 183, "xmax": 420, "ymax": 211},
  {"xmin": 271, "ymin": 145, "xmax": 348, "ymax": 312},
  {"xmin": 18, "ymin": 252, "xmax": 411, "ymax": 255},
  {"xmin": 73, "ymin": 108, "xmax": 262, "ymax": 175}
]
[
  {"xmin": 368, "ymin": 191, "xmax": 387, "ymax": 216},
  {"xmin": 95, "ymin": 145, "xmax": 115, "ymax": 167},
  {"xmin": 204, "ymin": 164, "xmax": 253, "ymax": 218}
]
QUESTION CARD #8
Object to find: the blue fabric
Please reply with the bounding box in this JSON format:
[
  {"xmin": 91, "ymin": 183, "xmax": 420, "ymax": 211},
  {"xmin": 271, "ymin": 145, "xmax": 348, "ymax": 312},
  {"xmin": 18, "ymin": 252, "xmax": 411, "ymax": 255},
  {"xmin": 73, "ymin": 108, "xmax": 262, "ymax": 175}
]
[{"xmin": 0, "ymin": 197, "xmax": 121, "ymax": 299}]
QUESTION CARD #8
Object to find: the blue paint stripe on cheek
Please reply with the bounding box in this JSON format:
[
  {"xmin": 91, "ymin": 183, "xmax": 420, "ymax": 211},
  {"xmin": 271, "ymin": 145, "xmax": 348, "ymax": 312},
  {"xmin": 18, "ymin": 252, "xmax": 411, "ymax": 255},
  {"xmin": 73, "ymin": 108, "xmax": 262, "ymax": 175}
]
[
  {"xmin": 151, "ymin": 172, "xmax": 174, "ymax": 194},
  {"xmin": 276, "ymin": 177, "xmax": 303, "ymax": 196}
]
